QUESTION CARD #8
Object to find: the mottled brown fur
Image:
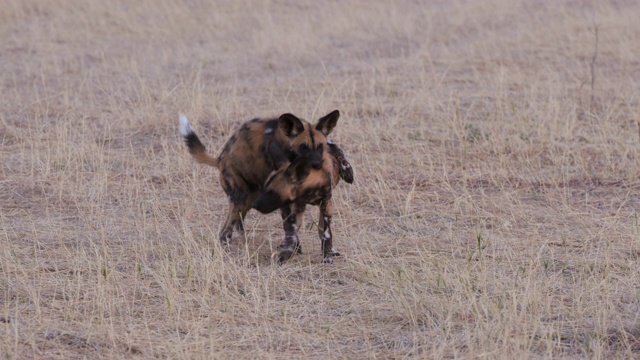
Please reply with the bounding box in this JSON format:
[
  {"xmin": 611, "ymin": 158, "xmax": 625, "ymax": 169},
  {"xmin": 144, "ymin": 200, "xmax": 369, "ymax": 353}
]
[{"xmin": 179, "ymin": 111, "xmax": 341, "ymax": 245}]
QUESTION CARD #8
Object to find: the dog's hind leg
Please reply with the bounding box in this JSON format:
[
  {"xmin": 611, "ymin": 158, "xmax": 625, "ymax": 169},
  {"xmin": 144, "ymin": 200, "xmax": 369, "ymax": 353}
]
[
  {"xmin": 318, "ymin": 198, "xmax": 339, "ymax": 263},
  {"xmin": 234, "ymin": 208, "xmax": 249, "ymax": 238},
  {"xmin": 219, "ymin": 203, "xmax": 245, "ymax": 244}
]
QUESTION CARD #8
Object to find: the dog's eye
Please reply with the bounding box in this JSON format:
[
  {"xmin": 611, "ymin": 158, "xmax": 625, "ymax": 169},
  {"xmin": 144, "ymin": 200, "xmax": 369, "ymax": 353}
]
[{"xmin": 299, "ymin": 144, "xmax": 309, "ymax": 152}]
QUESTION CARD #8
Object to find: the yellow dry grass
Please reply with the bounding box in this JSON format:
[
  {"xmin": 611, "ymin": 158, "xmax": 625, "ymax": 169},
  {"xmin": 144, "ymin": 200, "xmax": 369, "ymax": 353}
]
[{"xmin": 2, "ymin": 0, "xmax": 640, "ymax": 358}]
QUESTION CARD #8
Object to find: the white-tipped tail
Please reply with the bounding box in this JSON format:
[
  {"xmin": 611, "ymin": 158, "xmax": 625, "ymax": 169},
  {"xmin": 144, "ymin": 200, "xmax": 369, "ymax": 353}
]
[
  {"xmin": 179, "ymin": 113, "xmax": 193, "ymax": 137},
  {"xmin": 178, "ymin": 113, "xmax": 219, "ymax": 168}
]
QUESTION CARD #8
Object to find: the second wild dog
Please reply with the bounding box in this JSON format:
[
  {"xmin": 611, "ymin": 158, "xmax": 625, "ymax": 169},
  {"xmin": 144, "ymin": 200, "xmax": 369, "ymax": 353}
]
[{"xmin": 252, "ymin": 141, "xmax": 348, "ymax": 263}]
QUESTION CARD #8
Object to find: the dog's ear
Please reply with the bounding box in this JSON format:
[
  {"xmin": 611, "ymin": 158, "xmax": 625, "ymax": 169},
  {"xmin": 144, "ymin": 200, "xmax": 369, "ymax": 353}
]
[
  {"xmin": 286, "ymin": 158, "xmax": 312, "ymax": 183},
  {"xmin": 279, "ymin": 113, "xmax": 305, "ymax": 137},
  {"xmin": 316, "ymin": 110, "xmax": 339, "ymax": 136}
]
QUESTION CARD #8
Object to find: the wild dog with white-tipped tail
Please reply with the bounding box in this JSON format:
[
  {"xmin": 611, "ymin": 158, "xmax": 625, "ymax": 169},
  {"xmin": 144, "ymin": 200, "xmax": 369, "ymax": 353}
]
[{"xmin": 179, "ymin": 112, "xmax": 353, "ymax": 263}]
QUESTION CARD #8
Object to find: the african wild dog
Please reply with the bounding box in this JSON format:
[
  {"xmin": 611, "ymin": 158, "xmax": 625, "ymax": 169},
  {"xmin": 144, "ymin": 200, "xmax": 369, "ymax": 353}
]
[
  {"xmin": 252, "ymin": 140, "xmax": 349, "ymax": 263},
  {"xmin": 179, "ymin": 111, "xmax": 352, "ymax": 257}
]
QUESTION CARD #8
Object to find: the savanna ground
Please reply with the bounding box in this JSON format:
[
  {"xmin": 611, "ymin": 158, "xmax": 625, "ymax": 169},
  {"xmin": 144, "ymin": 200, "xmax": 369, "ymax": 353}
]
[{"xmin": 1, "ymin": 0, "xmax": 640, "ymax": 358}]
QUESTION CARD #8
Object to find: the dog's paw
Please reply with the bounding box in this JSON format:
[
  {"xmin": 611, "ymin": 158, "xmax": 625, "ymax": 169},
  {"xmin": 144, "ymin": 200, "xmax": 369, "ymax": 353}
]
[{"xmin": 322, "ymin": 256, "xmax": 334, "ymax": 264}]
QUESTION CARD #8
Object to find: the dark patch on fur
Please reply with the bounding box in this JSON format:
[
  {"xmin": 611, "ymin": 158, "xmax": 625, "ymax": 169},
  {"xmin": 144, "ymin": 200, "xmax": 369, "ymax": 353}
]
[
  {"xmin": 221, "ymin": 170, "xmax": 247, "ymax": 204},
  {"xmin": 308, "ymin": 123, "xmax": 315, "ymax": 149},
  {"xmin": 219, "ymin": 134, "xmax": 237, "ymax": 161},
  {"xmin": 252, "ymin": 189, "xmax": 283, "ymax": 214},
  {"xmin": 238, "ymin": 172, "xmax": 259, "ymax": 193},
  {"xmin": 264, "ymin": 119, "xmax": 279, "ymax": 132},
  {"xmin": 264, "ymin": 140, "xmax": 289, "ymax": 169},
  {"xmin": 240, "ymin": 124, "xmax": 253, "ymax": 144}
]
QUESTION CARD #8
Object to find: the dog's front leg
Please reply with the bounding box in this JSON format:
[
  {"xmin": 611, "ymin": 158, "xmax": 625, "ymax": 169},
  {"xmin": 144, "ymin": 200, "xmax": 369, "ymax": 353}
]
[
  {"xmin": 318, "ymin": 198, "xmax": 339, "ymax": 263},
  {"xmin": 278, "ymin": 203, "xmax": 305, "ymax": 262}
]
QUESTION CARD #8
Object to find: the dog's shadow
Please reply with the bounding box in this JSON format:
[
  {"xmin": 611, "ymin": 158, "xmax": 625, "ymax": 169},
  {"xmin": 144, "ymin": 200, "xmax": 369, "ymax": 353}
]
[{"xmin": 219, "ymin": 228, "xmax": 321, "ymax": 267}]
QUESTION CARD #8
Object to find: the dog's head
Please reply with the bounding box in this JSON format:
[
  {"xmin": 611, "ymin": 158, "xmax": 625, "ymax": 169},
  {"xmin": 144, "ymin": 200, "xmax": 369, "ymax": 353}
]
[
  {"xmin": 252, "ymin": 154, "xmax": 338, "ymax": 214},
  {"xmin": 277, "ymin": 110, "xmax": 340, "ymax": 170}
]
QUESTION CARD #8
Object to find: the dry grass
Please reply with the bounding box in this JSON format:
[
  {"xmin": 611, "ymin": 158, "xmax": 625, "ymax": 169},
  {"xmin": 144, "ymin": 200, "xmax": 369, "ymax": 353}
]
[{"xmin": 2, "ymin": 0, "xmax": 640, "ymax": 358}]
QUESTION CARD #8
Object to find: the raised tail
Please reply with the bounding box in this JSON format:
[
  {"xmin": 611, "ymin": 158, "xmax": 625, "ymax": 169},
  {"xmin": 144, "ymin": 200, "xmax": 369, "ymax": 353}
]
[{"xmin": 179, "ymin": 113, "xmax": 219, "ymax": 168}]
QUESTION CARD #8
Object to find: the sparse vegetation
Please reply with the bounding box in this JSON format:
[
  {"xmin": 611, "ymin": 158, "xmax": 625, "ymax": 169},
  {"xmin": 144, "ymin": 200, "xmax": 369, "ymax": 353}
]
[{"xmin": 2, "ymin": 0, "xmax": 640, "ymax": 358}]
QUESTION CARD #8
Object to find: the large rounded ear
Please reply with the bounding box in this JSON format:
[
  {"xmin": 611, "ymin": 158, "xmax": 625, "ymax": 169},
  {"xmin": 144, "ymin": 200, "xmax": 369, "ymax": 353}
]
[
  {"xmin": 315, "ymin": 110, "xmax": 339, "ymax": 136},
  {"xmin": 279, "ymin": 113, "xmax": 305, "ymax": 137},
  {"xmin": 286, "ymin": 158, "xmax": 312, "ymax": 183}
]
